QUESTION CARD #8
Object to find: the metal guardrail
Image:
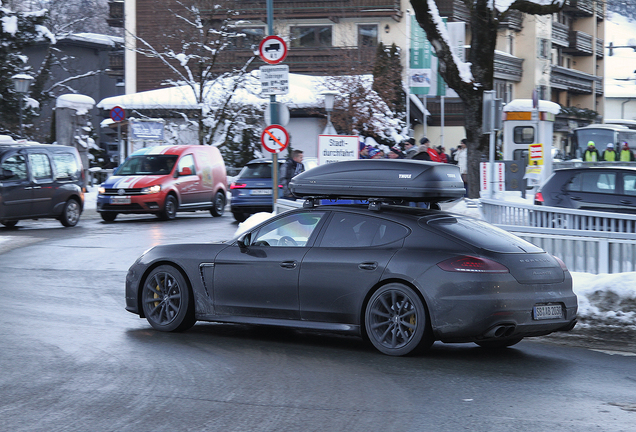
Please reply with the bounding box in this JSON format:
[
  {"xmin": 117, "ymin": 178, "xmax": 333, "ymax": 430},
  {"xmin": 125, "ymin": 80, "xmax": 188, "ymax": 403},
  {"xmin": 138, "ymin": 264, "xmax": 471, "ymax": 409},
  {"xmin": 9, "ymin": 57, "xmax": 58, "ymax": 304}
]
[{"xmin": 481, "ymin": 198, "xmax": 636, "ymax": 274}]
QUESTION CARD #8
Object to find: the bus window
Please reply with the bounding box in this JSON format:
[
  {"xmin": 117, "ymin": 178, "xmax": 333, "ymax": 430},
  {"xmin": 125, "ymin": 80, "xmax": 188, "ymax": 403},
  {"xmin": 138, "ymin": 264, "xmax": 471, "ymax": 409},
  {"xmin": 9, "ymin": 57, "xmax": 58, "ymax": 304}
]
[
  {"xmin": 618, "ymin": 132, "xmax": 636, "ymax": 149},
  {"xmin": 513, "ymin": 126, "xmax": 534, "ymax": 144}
]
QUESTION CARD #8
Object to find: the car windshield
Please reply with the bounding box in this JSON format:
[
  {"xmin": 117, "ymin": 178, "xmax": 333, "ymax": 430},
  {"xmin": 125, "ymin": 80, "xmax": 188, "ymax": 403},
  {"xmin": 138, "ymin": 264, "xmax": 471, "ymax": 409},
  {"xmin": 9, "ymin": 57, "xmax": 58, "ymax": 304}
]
[
  {"xmin": 428, "ymin": 216, "xmax": 544, "ymax": 253},
  {"xmin": 117, "ymin": 155, "xmax": 178, "ymax": 175}
]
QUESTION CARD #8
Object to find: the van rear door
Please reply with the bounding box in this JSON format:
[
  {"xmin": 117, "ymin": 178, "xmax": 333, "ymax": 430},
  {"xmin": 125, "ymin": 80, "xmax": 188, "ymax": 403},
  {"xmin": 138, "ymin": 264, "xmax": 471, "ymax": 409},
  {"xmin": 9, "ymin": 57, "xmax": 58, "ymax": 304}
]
[{"xmin": 0, "ymin": 152, "xmax": 32, "ymax": 219}]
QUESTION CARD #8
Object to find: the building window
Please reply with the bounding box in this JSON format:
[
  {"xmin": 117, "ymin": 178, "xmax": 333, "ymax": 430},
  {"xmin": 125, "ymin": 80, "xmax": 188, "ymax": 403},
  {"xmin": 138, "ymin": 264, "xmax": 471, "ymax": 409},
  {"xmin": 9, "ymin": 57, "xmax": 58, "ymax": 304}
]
[
  {"xmin": 538, "ymin": 38, "xmax": 550, "ymax": 59},
  {"xmin": 358, "ymin": 24, "xmax": 378, "ymax": 47},
  {"xmin": 494, "ymin": 80, "xmax": 513, "ymax": 103},
  {"xmin": 290, "ymin": 26, "xmax": 332, "ymax": 48},
  {"xmin": 230, "ymin": 27, "xmax": 265, "ymax": 50}
]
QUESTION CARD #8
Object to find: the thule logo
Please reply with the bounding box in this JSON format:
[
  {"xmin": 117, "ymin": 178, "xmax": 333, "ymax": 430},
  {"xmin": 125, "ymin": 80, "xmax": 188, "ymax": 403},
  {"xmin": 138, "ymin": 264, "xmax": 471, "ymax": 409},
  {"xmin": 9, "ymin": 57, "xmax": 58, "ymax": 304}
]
[
  {"xmin": 399, "ymin": 174, "xmax": 412, "ymax": 179},
  {"xmin": 446, "ymin": 173, "xmax": 457, "ymax": 178}
]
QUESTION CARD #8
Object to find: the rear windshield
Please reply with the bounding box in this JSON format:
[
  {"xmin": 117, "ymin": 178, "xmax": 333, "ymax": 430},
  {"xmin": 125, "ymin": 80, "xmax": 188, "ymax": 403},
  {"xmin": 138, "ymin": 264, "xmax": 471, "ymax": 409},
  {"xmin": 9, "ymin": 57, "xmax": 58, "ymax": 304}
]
[
  {"xmin": 427, "ymin": 216, "xmax": 543, "ymax": 253},
  {"xmin": 239, "ymin": 163, "xmax": 273, "ymax": 179},
  {"xmin": 117, "ymin": 155, "xmax": 178, "ymax": 176}
]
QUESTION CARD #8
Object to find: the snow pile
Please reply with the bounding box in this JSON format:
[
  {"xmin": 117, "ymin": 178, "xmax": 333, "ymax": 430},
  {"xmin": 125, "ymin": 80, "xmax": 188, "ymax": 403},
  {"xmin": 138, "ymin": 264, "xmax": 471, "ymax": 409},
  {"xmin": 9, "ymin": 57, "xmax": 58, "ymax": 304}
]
[{"xmin": 56, "ymin": 94, "xmax": 96, "ymax": 116}]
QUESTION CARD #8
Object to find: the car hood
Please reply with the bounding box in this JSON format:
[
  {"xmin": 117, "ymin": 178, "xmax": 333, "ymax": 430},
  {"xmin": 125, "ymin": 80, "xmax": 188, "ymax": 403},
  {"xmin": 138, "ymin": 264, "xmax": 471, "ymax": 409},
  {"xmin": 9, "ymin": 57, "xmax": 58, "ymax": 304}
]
[{"xmin": 101, "ymin": 175, "xmax": 167, "ymax": 189}]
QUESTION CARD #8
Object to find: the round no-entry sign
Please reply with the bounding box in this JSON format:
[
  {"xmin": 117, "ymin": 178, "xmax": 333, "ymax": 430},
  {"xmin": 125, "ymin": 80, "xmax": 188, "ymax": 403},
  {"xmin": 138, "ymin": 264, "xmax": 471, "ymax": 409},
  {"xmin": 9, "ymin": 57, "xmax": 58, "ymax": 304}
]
[
  {"xmin": 259, "ymin": 35, "xmax": 288, "ymax": 64},
  {"xmin": 110, "ymin": 106, "xmax": 126, "ymax": 122},
  {"xmin": 261, "ymin": 125, "xmax": 289, "ymax": 153}
]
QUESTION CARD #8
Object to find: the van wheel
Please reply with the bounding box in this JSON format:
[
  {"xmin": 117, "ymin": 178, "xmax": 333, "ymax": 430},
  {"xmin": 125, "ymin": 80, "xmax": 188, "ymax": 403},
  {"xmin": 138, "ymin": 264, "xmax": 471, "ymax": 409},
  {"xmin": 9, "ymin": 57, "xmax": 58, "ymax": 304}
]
[
  {"xmin": 60, "ymin": 198, "xmax": 81, "ymax": 227},
  {"xmin": 100, "ymin": 213, "xmax": 117, "ymax": 222},
  {"xmin": 158, "ymin": 195, "xmax": 178, "ymax": 220},
  {"xmin": 1, "ymin": 220, "xmax": 18, "ymax": 228},
  {"xmin": 210, "ymin": 191, "xmax": 225, "ymax": 217}
]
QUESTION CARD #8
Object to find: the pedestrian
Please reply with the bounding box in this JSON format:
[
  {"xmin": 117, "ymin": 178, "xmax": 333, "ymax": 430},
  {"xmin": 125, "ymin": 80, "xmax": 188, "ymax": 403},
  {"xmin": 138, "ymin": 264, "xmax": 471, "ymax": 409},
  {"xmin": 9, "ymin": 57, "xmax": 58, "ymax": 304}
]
[
  {"xmin": 359, "ymin": 142, "xmax": 370, "ymax": 159},
  {"xmin": 449, "ymin": 147, "xmax": 458, "ymax": 165},
  {"xmin": 437, "ymin": 146, "xmax": 449, "ymax": 163},
  {"xmin": 413, "ymin": 137, "xmax": 440, "ymax": 162},
  {"xmin": 388, "ymin": 145, "xmax": 404, "ymax": 159},
  {"xmin": 402, "ymin": 138, "xmax": 417, "ymax": 159},
  {"xmin": 280, "ymin": 149, "xmax": 304, "ymax": 200},
  {"xmin": 454, "ymin": 138, "xmax": 468, "ymax": 194},
  {"xmin": 620, "ymin": 142, "xmax": 635, "ymax": 161},
  {"xmin": 583, "ymin": 141, "xmax": 600, "ymax": 162},
  {"xmin": 602, "ymin": 143, "xmax": 617, "ymax": 161}
]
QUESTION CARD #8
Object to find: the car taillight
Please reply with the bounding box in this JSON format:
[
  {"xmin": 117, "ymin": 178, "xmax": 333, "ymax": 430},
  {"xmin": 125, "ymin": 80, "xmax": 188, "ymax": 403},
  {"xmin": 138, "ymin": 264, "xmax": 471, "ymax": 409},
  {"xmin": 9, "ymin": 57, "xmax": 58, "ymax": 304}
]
[
  {"xmin": 553, "ymin": 255, "xmax": 569, "ymax": 271},
  {"xmin": 230, "ymin": 183, "xmax": 246, "ymax": 189},
  {"xmin": 278, "ymin": 184, "xmax": 283, "ymax": 188},
  {"xmin": 534, "ymin": 192, "xmax": 544, "ymax": 205},
  {"xmin": 437, "ymin": 256, "xmax": 509, "ymax": 273}
]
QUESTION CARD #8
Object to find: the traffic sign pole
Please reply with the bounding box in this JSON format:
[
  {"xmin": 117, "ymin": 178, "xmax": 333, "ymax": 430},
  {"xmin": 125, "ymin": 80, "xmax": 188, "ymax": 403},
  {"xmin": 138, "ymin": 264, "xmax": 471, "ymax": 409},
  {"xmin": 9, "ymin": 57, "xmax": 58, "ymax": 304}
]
[{"xmin": 266, "ymin": 0, "xmax": 279, "ymax": 206}]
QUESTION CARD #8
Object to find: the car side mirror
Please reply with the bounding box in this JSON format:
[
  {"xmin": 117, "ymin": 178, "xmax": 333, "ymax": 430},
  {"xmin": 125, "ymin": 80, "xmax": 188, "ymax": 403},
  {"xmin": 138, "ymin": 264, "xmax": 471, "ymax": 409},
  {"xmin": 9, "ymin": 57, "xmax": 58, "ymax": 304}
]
[
  {"xmin": 179, "ymin": 166, "xmax": 192, "ymax": 176},
  {"xmin": 237, "ymin": 232, "xmax": 252, "ymax": 249},
  {"xmin": 0, "ymin": 168, "xmax": 14, "ymax": 179}
]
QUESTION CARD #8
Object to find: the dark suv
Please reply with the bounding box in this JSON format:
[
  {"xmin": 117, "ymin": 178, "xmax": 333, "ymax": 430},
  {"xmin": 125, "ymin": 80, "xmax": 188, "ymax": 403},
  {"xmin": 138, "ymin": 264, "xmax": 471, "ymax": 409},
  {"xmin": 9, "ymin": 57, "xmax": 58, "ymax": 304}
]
[
  {"xmin": 535, "ymin": 166, "xmax": 636, "ymax": 213},
  {"xmin": 0, "ymin": 138, "xmax": 84, "ymax": 227}
]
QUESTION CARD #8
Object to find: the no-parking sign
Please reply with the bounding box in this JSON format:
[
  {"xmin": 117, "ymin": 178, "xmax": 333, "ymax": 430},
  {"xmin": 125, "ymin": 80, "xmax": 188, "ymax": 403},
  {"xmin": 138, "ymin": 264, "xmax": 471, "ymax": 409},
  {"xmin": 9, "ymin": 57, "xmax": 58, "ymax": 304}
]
[{"xmin": 261, "ymin": 125, "xmax": 289, "ymax": 153}]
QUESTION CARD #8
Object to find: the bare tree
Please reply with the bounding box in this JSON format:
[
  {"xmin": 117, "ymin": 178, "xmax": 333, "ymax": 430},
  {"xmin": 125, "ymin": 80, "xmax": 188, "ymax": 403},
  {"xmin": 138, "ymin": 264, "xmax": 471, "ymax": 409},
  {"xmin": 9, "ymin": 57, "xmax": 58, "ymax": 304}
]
[{"xmin": 409, "ymin": 0, "xmax": 564, "ymax": 198}]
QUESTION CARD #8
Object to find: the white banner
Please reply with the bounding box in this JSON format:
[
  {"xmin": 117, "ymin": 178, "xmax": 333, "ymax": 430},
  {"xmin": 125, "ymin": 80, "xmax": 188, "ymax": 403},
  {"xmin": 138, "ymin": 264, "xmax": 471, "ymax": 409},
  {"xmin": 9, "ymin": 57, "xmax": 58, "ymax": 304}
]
[{"xmin": 318, "ymin": 135, "xmax": 359, "ymax": 165}]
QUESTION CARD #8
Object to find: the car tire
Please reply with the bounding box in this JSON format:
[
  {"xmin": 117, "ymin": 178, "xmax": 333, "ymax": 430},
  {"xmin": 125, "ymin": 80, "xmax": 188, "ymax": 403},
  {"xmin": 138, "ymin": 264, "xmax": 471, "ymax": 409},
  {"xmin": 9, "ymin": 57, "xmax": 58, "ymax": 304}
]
[
  {"xmin": 60, "ymin": 198, "xmax": 81, "ymax": 227},
  {"xmin": 100, "ymin": 213, "xmax": 117, "ymax": 222},
  {"xmin": 158, "ymin": 195, "xmax": 178, "ymax": 221},
  {"xmin": 475, "ymin": 337, "xmax": 524, "ymax": 349},
  {"xmin": 364, "ymin": 283, "xmax": 432, "ymax": 356},
  {"xmin": 210, "ymin": 191, "xmax": 225, "ymax": 217},
  {"xmin": 141, "ymin": 265, "xmax": 196, "ymax": 332},
  {"xmin": 1, "ymin": 220, "xmax": 18, "ymax": 228},
  {"xmin": 232, "ymin": 211, "xmax": 248, "ymax": 222}
]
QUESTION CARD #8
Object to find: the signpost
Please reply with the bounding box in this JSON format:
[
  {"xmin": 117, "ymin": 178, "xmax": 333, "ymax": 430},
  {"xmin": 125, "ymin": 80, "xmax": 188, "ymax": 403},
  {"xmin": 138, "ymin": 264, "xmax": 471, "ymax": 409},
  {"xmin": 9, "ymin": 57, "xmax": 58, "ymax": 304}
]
[
  {"xmin": 110, "ymin": 106, "xmax": 126, "ymax": 161},
  {"xmin": 259, "ymin": 35, "xmax": 288, "ymax": 64},
  {"xmin": 260, "ymin": 65, "xmax": 289, "ymax": 95},
  {"xmin": 261, "ymin": 125, "xmax": 289, "ymax": 154}
]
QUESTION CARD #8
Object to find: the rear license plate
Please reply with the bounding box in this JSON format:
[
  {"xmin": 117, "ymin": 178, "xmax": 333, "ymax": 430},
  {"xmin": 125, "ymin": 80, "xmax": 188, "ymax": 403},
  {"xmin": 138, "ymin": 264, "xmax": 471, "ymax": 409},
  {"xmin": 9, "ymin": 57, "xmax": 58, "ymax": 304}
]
[
  {"xmin": 110, "ymin": 196, "xmax": 131, "ymax": 205},
  {"xmin": 251, "ymin": 189, "xmax": 272, "ymax": 195},
  {"xmin": 533, "ymin": 304, "xmax": 563, "ymax": 320}
]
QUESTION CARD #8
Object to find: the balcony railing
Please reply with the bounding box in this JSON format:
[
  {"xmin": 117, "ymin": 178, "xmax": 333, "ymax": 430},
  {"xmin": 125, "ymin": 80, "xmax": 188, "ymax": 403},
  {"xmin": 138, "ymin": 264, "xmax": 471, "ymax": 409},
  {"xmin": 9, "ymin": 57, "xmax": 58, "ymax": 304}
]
[
  {"xmin": 498, "ymin": 10, "xmax": 523, "ymax": 32},
  {"xmin": 551, "ymin": 65, "xmax": 602, "ymax": 94},
  {"xmin": 563, "ymin": 0, "xmax": 594, "ymax": 16},
  {"xmin": 564, "ymin": 30, "xmax": 593, "ymax": 55},
  {"xmin": 108, "ymin": 50, "xmax": 124, "ymax": 78},
  {"xmin": 107, "ymin": 1, "xmax": 123, "ymax": 28},
  {"xmin": 433, "ymin": 0, "xmax": 471, "ymax": 23},
  {"xmin": 551, "ymin": 21, "xmax": 569, "ymax": 47},
  {"xmin": 494, "ymin": 51, "xmax": 523, "ymax": 82},
  {"xmin": 596, "ymin": 38, "xmax": 604, "ymax": 58}
]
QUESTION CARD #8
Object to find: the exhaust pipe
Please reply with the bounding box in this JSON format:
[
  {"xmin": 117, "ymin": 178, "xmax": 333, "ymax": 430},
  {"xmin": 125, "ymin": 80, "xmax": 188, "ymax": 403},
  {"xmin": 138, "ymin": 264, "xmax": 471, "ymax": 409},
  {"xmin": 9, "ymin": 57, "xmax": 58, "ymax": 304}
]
[{"xmin": 484, "ymin": 324, "xmax": 516, "ymax": 338}]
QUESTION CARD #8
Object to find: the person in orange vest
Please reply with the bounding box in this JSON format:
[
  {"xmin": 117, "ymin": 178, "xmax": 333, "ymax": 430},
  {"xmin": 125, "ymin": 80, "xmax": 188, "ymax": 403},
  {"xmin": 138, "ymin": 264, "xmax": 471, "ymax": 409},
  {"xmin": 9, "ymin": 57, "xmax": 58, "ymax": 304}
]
[
  {"xmin": 620, "ymin": 142, "xmax": 635, "ymax": 161},
  {"xmin": 583, "ymin": 141, "xmax": 600, "ymax": 162},
  {"xmin": 602, "ymin": 143, "xmax": 617, "ymax": 161}
]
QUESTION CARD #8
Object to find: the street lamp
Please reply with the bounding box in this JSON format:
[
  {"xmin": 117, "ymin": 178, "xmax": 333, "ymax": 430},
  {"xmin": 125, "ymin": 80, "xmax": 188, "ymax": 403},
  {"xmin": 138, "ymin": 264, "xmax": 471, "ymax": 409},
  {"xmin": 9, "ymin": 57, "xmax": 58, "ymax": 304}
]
[
  {"xmin": 321, "ymin": 90, "xmax": 338, "ymax": 135},
  {"xmin": 12, "ymin": 73, "xmax": 34, "ymax": 138}
]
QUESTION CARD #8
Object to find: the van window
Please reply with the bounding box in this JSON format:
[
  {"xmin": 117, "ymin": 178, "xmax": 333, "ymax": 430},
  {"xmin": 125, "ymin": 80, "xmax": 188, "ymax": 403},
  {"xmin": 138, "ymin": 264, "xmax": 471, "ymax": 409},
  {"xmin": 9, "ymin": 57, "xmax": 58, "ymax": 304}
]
[
  {"xmin": 177, "ymin": 154, "xmax": 196, "ymax": 175},
  {"xmin": 52, "ymin": 153, "xmax": 79, "ymax": 179},
  {"xmin": 1, "ymin": 154, "xmax": 28, "ymax": 180},
  {"xmin": 29, "ymin": 153, "xmax": 52, "ymax": 180}
]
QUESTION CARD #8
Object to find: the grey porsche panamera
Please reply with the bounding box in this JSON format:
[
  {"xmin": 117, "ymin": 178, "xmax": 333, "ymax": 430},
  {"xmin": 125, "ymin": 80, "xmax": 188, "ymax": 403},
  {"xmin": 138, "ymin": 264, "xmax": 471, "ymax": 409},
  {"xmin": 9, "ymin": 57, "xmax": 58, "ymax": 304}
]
[{"xmin": 125, "ymin": 160, "xmax": 577, "ymax": 356}]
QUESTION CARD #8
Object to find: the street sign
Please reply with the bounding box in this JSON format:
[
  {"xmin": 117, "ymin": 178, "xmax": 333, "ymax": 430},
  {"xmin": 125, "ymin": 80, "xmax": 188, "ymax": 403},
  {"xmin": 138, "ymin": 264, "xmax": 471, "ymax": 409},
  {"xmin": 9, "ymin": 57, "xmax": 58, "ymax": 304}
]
[
  {"xmin": 259, "ymin": 35, "xmax": 288, "ymax": 64},
  {"xmin": 110, "ymin": 106, "xmax": 126, "ymax": 122},
  {"xmin": 260, "ymin": 65, "xmax": 289, "ymax": 95},
  {"xmin": 264, "ymin": 102, "xmax": 290, "ymax": 126},
  {"xmin": 261, "ymin": 125, "xmax": 289, "ymax": 153}
]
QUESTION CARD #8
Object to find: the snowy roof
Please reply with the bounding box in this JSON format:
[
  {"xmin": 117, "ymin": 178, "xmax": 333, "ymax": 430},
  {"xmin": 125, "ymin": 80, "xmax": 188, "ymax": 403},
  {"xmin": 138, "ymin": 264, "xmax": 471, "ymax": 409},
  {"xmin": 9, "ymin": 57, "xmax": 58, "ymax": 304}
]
[
  {"xmin": 503, "ymin": 99, "xmax": 561, "ymax": 114},
  {"xmin": 60, "ymin": 33, "xmax": 123, "ymax": 47},
  {"xmin": 56, "ymin": 94, "xmax": 96, "ymax": 115}
]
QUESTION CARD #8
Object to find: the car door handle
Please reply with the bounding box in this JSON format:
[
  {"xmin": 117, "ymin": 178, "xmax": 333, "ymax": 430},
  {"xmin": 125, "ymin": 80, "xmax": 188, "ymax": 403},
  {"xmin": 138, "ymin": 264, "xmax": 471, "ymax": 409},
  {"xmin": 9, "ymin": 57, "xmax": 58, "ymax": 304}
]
[
  {"xmin": 358, "ymin": 262, "xmax": 378, "ymax": 270},
  {"xmin": 570, "ymin": 196, "xmax": 582, "ymax": 201},
  {"xmin": 280, "ymin": 260, "xmax": 297, "ymax": 269},
  {"xmin": 620, "ymin": 200, "xmax": 632, "ymax": 205}
]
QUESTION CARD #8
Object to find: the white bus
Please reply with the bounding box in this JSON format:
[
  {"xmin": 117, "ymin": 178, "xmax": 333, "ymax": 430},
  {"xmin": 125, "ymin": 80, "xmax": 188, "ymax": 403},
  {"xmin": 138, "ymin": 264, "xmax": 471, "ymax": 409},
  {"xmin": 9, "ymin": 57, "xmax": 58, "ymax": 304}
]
[{"xmin": 572, "ymin": 124, "xmax": 636, "ymax": 159}]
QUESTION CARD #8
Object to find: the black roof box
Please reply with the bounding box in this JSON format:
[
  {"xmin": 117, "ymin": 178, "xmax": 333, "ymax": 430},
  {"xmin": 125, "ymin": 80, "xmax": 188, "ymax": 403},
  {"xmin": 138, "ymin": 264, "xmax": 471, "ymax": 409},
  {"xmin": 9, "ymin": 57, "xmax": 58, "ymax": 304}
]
[{"xmin": 289, "ymin": 159, "xmax": 465, "ymax": 202}]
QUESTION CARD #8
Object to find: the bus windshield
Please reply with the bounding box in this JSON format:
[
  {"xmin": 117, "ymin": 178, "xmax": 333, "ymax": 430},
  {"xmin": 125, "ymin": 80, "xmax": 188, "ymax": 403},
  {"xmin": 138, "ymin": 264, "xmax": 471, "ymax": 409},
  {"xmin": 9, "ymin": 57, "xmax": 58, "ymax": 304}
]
[{"xmin": 574, "ymin": 128, "xmax": 616, "ymax": 157}]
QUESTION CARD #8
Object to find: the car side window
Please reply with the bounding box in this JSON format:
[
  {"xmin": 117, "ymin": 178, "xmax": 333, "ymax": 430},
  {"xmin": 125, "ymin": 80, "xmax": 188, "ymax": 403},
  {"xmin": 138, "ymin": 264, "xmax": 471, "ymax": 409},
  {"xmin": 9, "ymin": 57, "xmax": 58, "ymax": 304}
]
[
  {"xmin": 29, "ymin": 153, "xmax": 52, "ymax": 180},
  {"xmin": 52, "ymin": 153, "xmax": 79, "ymax": 179},
  {"xmin": 1, "ymin": 154, "xmax": 28, "ymax": 180},
  {"xmin": 177, "ymin": 154, "xmax": 196, "ymax": 175},
  {"xmin": 568, "ymin": 172, "xmax": 616, "ymax": 194},
  {"xmin": 251, "ymin": 212, "xmax": 325, "ymax": 247},
  {"xmin": 319, "ymin": 213, "xmax": 409, "ymax": 248},
  {"xmin": 624, "ymin": 174, "xmax": 636, "ymax": 196}
]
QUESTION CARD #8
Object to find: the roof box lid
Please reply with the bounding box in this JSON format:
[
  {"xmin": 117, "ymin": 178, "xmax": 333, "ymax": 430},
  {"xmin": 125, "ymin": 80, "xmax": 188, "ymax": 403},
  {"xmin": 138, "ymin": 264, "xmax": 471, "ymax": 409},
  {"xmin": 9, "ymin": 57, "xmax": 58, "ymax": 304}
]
[{"xmin": 289, "ymin": 159, "xmax": 465, "ymax": 202}]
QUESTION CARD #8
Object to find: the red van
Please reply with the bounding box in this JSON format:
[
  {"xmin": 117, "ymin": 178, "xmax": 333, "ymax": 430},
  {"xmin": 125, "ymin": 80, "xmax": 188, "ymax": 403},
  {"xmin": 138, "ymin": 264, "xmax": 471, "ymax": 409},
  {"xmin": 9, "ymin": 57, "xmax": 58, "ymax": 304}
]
[{"xmin": 97, "ymin": 145, "xmax": 227, "ymax": 221}]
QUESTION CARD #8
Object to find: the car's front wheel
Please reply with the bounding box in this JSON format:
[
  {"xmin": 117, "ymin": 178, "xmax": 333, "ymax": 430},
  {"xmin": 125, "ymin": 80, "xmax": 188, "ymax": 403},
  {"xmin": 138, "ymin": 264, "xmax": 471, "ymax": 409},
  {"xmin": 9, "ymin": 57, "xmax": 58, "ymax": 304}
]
[
  {"xmin": 365, "ymin": 283, "xmax": 432, "ymax": 356},
  {"xmin": 158, "ymin": 195, "xmax": 178, "ymax": 220},
  {"xmin": 210, "ymin": 191, "xmax": 225, "ymax": 217},
  {"xmin": 60, "ymin": 198, "xmax": 81, "ymax": 227},
  {"xmin": 100, "ymin": 212, "xmax": 117, "ymax": 222},
  {"xmin": 141, "ymin": 265, "xmax": 196, "ymax": 332}
]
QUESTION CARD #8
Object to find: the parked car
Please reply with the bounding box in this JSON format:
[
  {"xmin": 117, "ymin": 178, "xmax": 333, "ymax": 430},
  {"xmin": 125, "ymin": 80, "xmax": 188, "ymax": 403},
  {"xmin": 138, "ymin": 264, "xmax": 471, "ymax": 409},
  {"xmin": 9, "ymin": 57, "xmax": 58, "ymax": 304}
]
[
  {"xmin": 535, "ymin": 166, "xmax": 636, "ymax": 214},
  {"xmin": 97, "ymin": 145, "xmax": 227, "ymax": 221},
  {"xmin": 230, "ymin": 156, "xmax": 318, "ymax": 222},
  {"xmin": 125, "ymin": 160, "xmax": 577, "ymax": 356},
  {"xmin": 0, "ymin": 137, "xmax": 84, "ymax": 228}
]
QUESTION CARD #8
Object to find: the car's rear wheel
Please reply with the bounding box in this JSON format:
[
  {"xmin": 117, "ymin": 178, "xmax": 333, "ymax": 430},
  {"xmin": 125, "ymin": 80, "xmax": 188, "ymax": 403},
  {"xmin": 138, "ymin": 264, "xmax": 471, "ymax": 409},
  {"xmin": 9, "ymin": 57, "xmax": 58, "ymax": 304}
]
[
  {"xmin": 100, "ymin": 212, "xmax": 117, "ymax": 222},
  {"xmin": 141, "ymin": 265, "xmax": 196, "ymax": 332},
  {"xmin": 365, "ymin": 283, "xmax": 432, "ymax": 356},
  {"xmin": 1, "ymin": 220, "xmax": 18, "ymax": 228},
  {"xmin": 475, "ymin": 337, "xmax": 524, "ymax": 349},
  {"xmin": 232, "ymin": 211, "xmax": 248, "ymax": 222},
  {"xmin": 60, "ymin": 198, "xmax": 81, "ymax": 227},
  {"xmin": 210, "ymin": 191, "xmax": 225, "ymax": 217},
  {"xmin": 158, "ymin": 195, "xmax": 178, "ymax": 220}
]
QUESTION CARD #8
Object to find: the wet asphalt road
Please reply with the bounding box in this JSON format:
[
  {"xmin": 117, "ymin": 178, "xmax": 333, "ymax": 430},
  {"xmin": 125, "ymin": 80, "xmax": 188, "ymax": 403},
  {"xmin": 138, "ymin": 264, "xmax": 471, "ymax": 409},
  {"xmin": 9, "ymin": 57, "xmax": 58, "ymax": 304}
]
[{"xmin": 1, "ymin": 210, "xmax": 635, "ymax": 431}]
